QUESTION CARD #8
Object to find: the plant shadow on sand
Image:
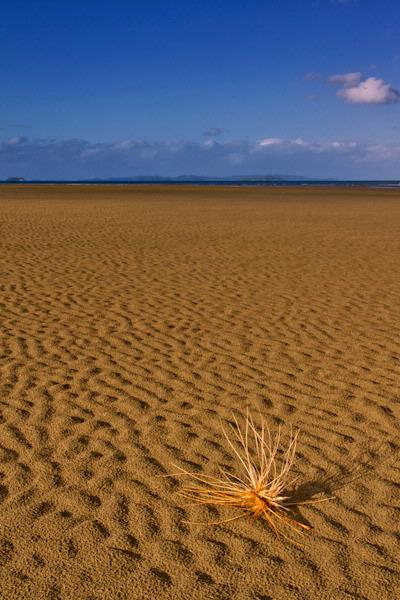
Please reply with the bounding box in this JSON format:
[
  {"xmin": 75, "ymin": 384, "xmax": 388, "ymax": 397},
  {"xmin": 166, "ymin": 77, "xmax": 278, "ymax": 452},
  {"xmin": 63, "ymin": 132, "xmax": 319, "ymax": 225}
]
[{"xmin": 169, "ymin": 412, "xmax": 399, "ymax": 542}]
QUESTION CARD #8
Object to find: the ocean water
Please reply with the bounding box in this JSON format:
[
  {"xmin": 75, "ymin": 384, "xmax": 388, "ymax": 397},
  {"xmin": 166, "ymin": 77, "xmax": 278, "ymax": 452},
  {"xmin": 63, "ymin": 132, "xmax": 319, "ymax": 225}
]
[{"xmin": 2, "ymin": 179, "xmax": 400, "ymax": 188}]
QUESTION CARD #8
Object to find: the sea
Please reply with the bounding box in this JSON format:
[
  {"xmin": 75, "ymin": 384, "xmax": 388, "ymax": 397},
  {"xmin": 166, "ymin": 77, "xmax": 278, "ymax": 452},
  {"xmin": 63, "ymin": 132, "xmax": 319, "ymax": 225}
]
[{"xmin": 2, "ymin": 179, "xmax": 400, "ymax": 188}]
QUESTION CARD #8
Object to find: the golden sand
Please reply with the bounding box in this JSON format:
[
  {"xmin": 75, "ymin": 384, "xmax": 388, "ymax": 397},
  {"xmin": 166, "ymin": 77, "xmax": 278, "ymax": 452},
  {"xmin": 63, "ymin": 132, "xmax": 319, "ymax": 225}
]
[{"xmin": 0, "ymin": 184, "xmax": 399, "ymax": 599}]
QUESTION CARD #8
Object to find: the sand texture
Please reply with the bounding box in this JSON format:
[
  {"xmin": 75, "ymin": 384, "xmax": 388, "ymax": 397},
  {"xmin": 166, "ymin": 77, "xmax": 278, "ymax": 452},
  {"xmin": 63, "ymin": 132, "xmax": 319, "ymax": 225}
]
[{"xmin": 0, "ymin": 184, "xmax": 399, "ymax": 600}]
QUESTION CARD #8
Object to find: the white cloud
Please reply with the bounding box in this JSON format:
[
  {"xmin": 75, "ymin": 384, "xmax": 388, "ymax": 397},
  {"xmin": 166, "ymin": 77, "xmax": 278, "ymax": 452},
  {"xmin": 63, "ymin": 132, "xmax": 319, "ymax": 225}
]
[
  {"xmin": 325, "ymin": 141, "xmax": 357, "ymax": 150},
  {"xmin": 327, "ymin": 71, "xmax": 400, "ymax": 105},
  {"xmin": 80, "ymin": 147, "xmax": 103, "ymax": 158},
  {"xmin": 328, "ymin": 72, "xmax": 362, "ymax": 87},
  {"xmin": 338, "ymin": 76, "xmax": 400, "ymax": 104},
  {"xmin": 4, "ymin": 135, "xmax": 28, "ymax": 146},
  {"xmin": 2, "ymin": 135, "xmax": 400, "ymax": 179},
  {"xmin": 257, "ymin": 138, "xmax": 360, "ymax": 154},
  {"xmin": 360, "ymin": 143, "xmax": 400, "ymax": 161},
  {"xmin": 259, "ymin": 137, "xmax": 282, "ymax": 146}
]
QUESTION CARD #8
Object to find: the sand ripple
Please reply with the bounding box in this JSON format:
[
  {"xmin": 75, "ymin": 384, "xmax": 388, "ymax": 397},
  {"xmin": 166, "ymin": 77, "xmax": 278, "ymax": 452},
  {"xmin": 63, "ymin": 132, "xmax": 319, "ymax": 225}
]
[{"xmin": 0, "ymin": 185, "xmax": 399, "ymax": 599}]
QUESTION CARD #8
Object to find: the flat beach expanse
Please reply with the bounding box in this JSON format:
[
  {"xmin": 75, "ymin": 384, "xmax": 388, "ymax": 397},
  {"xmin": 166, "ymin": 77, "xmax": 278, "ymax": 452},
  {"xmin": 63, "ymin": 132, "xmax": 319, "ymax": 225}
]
[{"xmin": 0, "ymin": 184, "xmax": 399, "ymax": 599}]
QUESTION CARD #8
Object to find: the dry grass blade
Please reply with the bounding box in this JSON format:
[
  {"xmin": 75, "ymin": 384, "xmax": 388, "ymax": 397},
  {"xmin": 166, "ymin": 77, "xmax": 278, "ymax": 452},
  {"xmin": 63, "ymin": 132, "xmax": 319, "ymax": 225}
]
[{"xmin": 171, "ymin": 412, "xmax": 333, "ymax": 538}]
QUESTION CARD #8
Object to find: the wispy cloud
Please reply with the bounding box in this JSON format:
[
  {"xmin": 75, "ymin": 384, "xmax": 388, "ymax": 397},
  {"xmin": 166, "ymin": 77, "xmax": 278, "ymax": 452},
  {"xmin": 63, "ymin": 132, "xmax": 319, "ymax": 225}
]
[
  {"xmin": 203, "ymin": 127, "xmax": 226, "ymax": 137},
  {"xmin": 328, "ymin": 72, "xmax": 362, "ymax": 86},
  {"xmin": 1, "ymin": 135, "xmax": 399, "ymax": 179},
  {"xmin": 259, "ymin": 138, "xmax": 283, "ymax": 147},
  {"xmin": 256, "ymin": 138, "xmax": 359, "ymax": 153},
  {"xmin": 3, "ymin": 136, "xmax": 29, "ymax": 146}
]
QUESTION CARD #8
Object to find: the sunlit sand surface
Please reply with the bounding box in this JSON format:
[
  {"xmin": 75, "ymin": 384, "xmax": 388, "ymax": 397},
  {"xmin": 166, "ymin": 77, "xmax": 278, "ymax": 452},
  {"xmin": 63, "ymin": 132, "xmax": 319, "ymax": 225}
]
[{"xmin": 0, "ymin": 184, "xmax": 399, "ymax": 599}]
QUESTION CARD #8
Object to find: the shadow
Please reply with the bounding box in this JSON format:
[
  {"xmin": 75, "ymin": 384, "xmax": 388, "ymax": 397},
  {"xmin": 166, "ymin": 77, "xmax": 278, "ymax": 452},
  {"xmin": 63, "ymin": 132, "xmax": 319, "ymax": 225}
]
[
  {"xmin": 285, "ymin": 435, "xmax": 399, "ymax": 510},
  {"xmin": 270, "ymin": 435, "xmax": 400, "ymax": 534}
]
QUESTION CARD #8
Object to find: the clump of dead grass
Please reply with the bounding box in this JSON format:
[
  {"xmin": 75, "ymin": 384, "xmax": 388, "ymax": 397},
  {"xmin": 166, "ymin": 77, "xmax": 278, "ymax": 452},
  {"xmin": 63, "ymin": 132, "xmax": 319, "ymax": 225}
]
[{"xmin": 171, "ymin": 412, "xmax": 332, "ymax": 538}]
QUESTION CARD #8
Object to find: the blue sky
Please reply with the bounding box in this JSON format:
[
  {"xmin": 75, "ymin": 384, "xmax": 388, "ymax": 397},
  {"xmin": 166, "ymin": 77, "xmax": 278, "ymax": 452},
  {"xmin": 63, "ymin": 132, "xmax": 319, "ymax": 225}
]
[{"xmin": 1, "ymin": 0, "xmax": 400, "ymax": 179}]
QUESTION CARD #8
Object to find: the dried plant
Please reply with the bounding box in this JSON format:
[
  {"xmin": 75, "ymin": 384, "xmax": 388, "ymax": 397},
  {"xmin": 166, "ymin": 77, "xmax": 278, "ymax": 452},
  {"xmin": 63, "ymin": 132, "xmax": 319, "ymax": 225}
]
[{"xmin": 171, "ymin": 412, "xmax": 332, "ymax": 539}]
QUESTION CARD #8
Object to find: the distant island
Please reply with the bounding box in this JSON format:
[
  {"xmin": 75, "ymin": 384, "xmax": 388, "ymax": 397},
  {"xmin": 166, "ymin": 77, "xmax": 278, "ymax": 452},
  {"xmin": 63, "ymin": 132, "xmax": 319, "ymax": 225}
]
[
  {"xmin": 83, "ymin": 174, "xmax": 317, "ymax": 183},
  {"xmin": 2, "ymin": 174, "xmax": 319, "ymax": 184}
]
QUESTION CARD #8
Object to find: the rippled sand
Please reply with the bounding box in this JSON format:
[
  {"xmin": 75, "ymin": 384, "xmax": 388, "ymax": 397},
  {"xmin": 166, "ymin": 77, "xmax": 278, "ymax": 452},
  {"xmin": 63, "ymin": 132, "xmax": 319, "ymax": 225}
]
[{"xmin": 0, "ymin": 184, "xmax": 399, "ymax": 599}]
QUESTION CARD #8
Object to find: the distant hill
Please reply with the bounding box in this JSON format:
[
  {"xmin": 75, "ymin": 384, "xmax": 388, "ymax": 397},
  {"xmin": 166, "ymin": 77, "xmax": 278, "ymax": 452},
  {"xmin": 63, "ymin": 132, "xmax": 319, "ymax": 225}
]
[{"xmin": 82, "ymin": 174, "xmax": 319, "ymax": 183}]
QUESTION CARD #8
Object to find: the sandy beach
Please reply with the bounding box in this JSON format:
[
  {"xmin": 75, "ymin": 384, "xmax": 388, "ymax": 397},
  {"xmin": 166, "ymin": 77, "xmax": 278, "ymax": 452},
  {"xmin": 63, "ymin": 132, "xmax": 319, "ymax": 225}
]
[{"xmin": 0, "ymin": 184, "xmax": 399, "ymax": 599}]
